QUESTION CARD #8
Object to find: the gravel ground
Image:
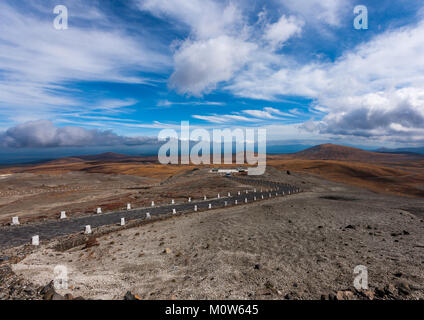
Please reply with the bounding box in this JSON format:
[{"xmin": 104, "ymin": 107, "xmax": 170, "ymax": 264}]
[{"xmin": 8, "ymin": 172, "xmax": 424, "ymax": 300}]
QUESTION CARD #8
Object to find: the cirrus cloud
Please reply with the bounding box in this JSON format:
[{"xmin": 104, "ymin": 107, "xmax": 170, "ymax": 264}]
[{"xmin": 0, "ymin": 1, "xmax": 170, "ymax": 122}]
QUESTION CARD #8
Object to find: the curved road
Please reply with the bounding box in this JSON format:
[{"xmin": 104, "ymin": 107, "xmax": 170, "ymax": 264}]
[{"xmin": 0, "ymin": 177, "xmax": 300, "ymax": 249}]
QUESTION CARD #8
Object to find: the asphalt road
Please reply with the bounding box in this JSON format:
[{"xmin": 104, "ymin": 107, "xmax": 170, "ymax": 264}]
[{"xmin": 0, "ymin": 177, "xmax": 300, "ymax": 249}]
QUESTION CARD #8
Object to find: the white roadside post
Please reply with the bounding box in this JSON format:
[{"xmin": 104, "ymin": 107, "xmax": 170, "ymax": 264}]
[
  {"xmin": 208, "ymin": 203, "xmax": 212, "ymax": 209},
  {"xmin": 261, "ymin": 195, "xmax": 264, "ymax": 199},
  {"xmin": 60, "ymin": 211, "xmax": 67, "ymax": 219},
  {"xmin": 204, "ymin": 195, "xmax": 207, "ymax": 200},
  {"xmin": 228, "ymin": 192, "xmax": 231, "ymax": 197},
  {"xmin": 254, "ymin": 188, "xmax": 256, "ymax": 192},
  {"xmin": 96, "ymin": 207, "xmax": 102, "ymax": 214},
  {"xmin": 224, "ymin": 201, "xmax": 228, "ymax": 206},
  {"xmin": 194, "ymin": 205, "xmax": 198, "ymax": 212},
  {"xmin": 235, "ymin": 200, "xmax": 238, "ymax": 205},
  {"xmin": 121, "ymin": 218, "xmax": 125, "ymax": 226},
  {"xmin": 85, "ymin": 225, "xmax": 92, "ymax": 234},
  {"xmin": 127, "ymin": 203, "xmax": 131, "ymax": 210},
  {"xmin": 172, "ymin": 208, "xmax": 176, "ymax": 215},
  {"xmin": 146, "ymin": 212, "xmax": 151, "ymax": 220},
  {"xmin": 151, "ymin": 201, "xmax": 155, "ymax": 207},
  {"xmin": 254, "ymin": 196, "xmax": 257, "ymax": 201},
  {"xmin": 245, "ymin": 198, "xmax": 248, "ymax": 203},
  {"xmin": 12, "ymin": 217, "xmax": 20, "ymax": 225},
  {"xmin": 217, "ymin": 193, "xmax": 220, "ymax": 199},
  {"xmin": 32, "ymin": 235, "xmax": 39, "ymax": 246},
  {"xmin": 238, "ymin": 191, "xmax": 241, "ymax": 195},
  {"xmin": 188, "ymin": 197, "xmax": 191, "ymax": 203},
  {"xmin": 171, "ymin": 199, "xmax": 175, "ymax": 204}
]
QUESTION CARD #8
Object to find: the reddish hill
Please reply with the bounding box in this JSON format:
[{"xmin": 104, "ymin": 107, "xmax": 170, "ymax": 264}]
[
  {"xmin": 271, "ymin": 144, "xmax": 423, "ymax": 162},
  {"xmin": 268, "ymin": 144, "xmax": 424, "ymax": 198}
]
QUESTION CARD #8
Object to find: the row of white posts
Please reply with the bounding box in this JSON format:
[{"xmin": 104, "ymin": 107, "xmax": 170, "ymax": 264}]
[
  {"xmin": 22, "ymin": 186, "xmax": 300, "ymax": 246},
  {"xmin": 152, "ymin": 187, "xmax": 302, "ymax": 210},
  {"xmin": 30, "ymin": 210, "xmax": 154, "ymax": 246},
  {"xmin": 13, "ymin": 203, "xmax": 128, "ymax": 226}
]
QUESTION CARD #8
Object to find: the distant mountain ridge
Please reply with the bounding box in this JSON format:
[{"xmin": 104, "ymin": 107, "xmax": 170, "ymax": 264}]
[
  {"xmin": 375, "ymin": 146, "xmax": 424, "ymax": 155},
  {"xmin": 76, "ymin": 152, "xmax": 137, "ymax": 161},
  {"xmin": 272, "ymin": 144, "xmax": 424, "ymax": 161},
  {"xmin": 46, "ymin": 152, "xmax": 158, "ymax": 165},
  {"xmin": 3, "ymin": 144, "xmax": 424, "ymax": 168}
]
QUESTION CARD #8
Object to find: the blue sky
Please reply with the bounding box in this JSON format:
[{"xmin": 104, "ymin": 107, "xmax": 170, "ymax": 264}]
[{"xmin": 1, "ymin": 0, "xmax": 424, "ymax": 158}]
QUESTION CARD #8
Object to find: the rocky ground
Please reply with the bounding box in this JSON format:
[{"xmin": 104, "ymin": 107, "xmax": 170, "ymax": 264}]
[
  {"xmin": 0, "ymin": 169, "xmax": 246, "ymax": 225},
  {"xmin": 2, "ymin": 170, "xmax": 424, "ymax": 300}
]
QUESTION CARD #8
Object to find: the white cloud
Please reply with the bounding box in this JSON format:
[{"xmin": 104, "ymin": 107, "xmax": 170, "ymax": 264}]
[
  {"xmin": 224, "ymin": 19, "xmax": 424, "ymax": 142},
  {"xmin": 170, "ymin": 36, "xmax": 256, "ymax": 95},
  {"xmin": 157, "ymin": 100, "xmax": 225, "ymax": 107},
  {"xmin": 263, "ymin": 15, "xmax": 304, "ymax": 49},
  {"xmin": 140, "ymin": 1, "xmax": 305, "ymax": 96},
  {"xmin": 193, "ymin": 107, "xmax": 301, "ymax": 124},
  {"xmin": 140, "ymin": 0, "xmax": 253, "ymax": 96},
  {"xmin": 242, "ymin": 109, "xmax": 280, "ymax": 119},
  {"xmin": 139, "ymin": 0, "xmax": 243, "ymax": 39},
  {"xmin": 192, "ymin": 113, "xmax": 257, "ymax": 124},
  {"xmin": 2, "ymin": 0, "xmax": 422, "ymax": 146},
  {"xmin": 242, "ymin": 107, "xmax": 296, "ymax": 119},
  {"xmin": 277, "ymin": 0, "xmax": 350, "ymax": 26}
]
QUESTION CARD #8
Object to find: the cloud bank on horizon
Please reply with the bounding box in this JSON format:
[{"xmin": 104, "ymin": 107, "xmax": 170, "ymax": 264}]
[
  {"xmin": 0, "ymin": 120, "xmax": 159, "ymax": 148},
  {"xmin": 0, "ymin": 0, "xmax": 423, "ymax": 149}
]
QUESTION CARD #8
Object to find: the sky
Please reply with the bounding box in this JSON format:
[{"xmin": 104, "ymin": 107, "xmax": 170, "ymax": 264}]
[{"xmin": 1, "ymin": 0, "xmax": 424, "ymax": 162}]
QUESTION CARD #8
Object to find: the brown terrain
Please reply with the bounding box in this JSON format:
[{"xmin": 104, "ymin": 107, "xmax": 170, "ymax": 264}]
[
  {"xmin": 1, "ymin": 144, "xmax": 424, "ymax": 300},
  {"xmin": 1, "ymin": 144, "xmax": 423, "ymax": 225},
  {"xmin": 268, "ymin": 144, "xmax": 424, "ymax": 198}
]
